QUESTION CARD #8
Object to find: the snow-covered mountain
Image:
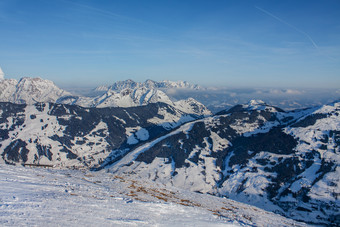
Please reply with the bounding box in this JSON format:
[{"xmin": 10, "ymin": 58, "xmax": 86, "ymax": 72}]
[
  {"xmin": 59, "ymin": 87, "xmax": 173, "ymax": 108},
  {"xmin": 0, "ymin": 77, "xmax": 211, "ymax": 116},
  {"xmin": 0, "ymin": 67, "xmax": 4, "ymax": 80},
  {"xmin": 0, "ymin": 102, "xmax": 201, "ymax": 169},
  {"xmin": 94, "ymin": 79, "xmax": 202, "ymax": 92},
  {"xmin": 0, "ymin": 77, "xmax": 72, "ymax": 104},
  {"xmin": 0, "ymin": 74, "xmax": 338, "ymax": 225},
  {"xmin": 59, "ymin": 87, "xmax": 211, "ymax": 116},
  {"xmin": 109, "ymin": 100, "xmax": 340, "ymax": 226}
]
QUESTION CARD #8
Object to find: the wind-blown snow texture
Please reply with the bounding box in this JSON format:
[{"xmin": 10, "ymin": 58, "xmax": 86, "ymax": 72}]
[{"xmin": 0, "ymin": 164, "xmax": 306, "ymax": 226}]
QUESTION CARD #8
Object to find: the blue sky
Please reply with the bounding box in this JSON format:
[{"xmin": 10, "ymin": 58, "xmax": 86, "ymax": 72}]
[{"xmin": 0, "ymin": 0, "xmax": 339, "ymax": 88}]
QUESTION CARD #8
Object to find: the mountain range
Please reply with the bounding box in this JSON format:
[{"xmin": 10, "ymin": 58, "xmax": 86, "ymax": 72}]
[
  {"xmin": 110, "ymin": 100, "xmax": 340, "ymax": 225},
  {"xmin": 0, "ymin": 77, "xmax": 211, "ymax": 116},
  {"xmin": 94, "ymin": 79, "xmax": 202, "ymax": 92},
  {"xmin": 0, "ymin": 76, "xmax": 339, "ymax": 225}
]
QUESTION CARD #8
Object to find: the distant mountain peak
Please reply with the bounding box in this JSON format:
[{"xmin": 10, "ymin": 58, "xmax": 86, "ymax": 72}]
[
  {"xmin": 0, "ymin": 67, "xmax": 4, "ymax": 80},
  {"xmin": 248, "ymin": 99, "xmax": 266, "ymax": 106},
  {"xmin": 0, "ymin": 77, "xmax": 71, "ymax": 104},
  {"xmin": 95, "ymin": 79, "xmax": 202, "ymax": 92},
  {"xmin": 242, "ymin": 99, "xmax": 284, "ymax": 112}
]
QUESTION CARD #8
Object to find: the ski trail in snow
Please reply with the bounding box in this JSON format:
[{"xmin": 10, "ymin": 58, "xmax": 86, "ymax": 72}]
[{"xmin": 110, "ymin": 118, "xmax": 205, "ymax": 170}]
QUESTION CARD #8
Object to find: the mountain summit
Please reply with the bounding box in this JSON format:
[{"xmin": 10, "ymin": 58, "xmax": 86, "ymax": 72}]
[
  {"xmin": 0, "ymin": 77, "xmax": 211, "ymax": 116},
  {"xmin": 0, "ymin": 77, "xmax": 72, "ymax": 104},
  {"xmin": 0, "ymin": 67, "xmax": 4, "ymax": 80}
]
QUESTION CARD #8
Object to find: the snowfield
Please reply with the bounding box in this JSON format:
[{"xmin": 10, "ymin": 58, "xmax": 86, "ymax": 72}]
[{"xmin": 0, "ymin": 165, "xmax": 306, "ymax": 227}]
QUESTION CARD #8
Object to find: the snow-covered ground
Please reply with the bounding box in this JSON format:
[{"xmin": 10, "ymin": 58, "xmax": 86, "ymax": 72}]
[{"xmin": 0, "ymin": 165, "xmax": 306, "ymax": 226}]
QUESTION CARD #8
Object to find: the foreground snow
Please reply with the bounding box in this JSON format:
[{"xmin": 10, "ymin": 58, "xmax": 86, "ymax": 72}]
[{"xmin": 0, "ymin": 165, "xmax": 306, "ymax": 227}]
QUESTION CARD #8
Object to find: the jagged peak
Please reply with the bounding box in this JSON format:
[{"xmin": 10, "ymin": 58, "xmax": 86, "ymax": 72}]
[
  {"xmin": 95, "ymin": 79, "xmax": 202, "ymax": 92},
  {"xmin": 0, "ymin": 76, "xmax": 71, "ymax": 105},
  {"xmin": 18, "ymin": 77, "xmax": 55, "ymax": 84}
]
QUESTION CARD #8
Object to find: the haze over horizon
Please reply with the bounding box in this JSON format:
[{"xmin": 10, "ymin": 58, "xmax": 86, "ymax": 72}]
[{"xmin": 0, "ymin": 0, "xmax": 339, "ymax": 88}]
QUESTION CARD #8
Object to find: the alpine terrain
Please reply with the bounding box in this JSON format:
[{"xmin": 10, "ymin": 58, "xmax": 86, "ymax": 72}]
[
  {"xmin": 110, "ymin": 100, "xmax": 340, "ymax": 225},
  {"xmin": 0, "ymin": 74, "xmax": 339, "ymax": 226}
]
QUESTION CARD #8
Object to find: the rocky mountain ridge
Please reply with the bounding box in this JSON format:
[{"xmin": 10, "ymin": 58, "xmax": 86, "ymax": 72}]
[
  {"xmin": 94, "ymin": 79, "xmax": 202, "ymax": 92},
  {"xmin": 0, "ymin": 77, "xmax": 72, "ymax": 105},
  {"xmin": 0, "ymin": 77, "xmax": 211, "ymax": 116}
]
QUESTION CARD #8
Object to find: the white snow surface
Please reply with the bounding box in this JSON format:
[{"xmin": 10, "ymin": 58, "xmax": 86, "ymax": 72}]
[
  {"xmin": 126, "ymin": 127, "xmax": 149, "ymax": 145},
  {"xmin": 0, "ymin": 164, "xmax": 306, "ymax": 227}
]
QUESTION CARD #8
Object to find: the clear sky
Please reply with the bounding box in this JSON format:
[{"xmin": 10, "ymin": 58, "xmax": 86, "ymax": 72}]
[{"xmin": 0, "ymin": 0, "xmax": 339, "ymax": 88}]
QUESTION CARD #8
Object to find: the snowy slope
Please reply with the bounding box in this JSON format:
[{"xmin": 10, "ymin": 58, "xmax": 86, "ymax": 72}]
[
  {"xmin": 0, "ymin": 102, "xmax": 199, "ymax": 169},
  {"xmin": 0, "ymin": 164, "xmax": 306, "ymax": 227},
  {"xmin": 0, "ymin": 77, "xmax": 72, "ymax": 104},
  {"xmin": 174, "ymin": 97, "xmax": 212, "ymax": 116},
  {"xmin": 109, "ymin": 100, "xmax": 340, "ymax": 225},
  {"xmin": 0, "ymin": 79, "xmax": 18, "ymax": 102}
]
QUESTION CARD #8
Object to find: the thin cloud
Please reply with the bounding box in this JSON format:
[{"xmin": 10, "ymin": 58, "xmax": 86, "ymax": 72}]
[
  {"xmin": 61, "ymin": 0, "xmax": 169, "ymax": 31},
  {"xmin": 255, "ymin": 6, "xmax": 319, "ymax": 49},
  {"xmin": 61, "ymin": 0, "xmax": 137, "ymax": 22}
]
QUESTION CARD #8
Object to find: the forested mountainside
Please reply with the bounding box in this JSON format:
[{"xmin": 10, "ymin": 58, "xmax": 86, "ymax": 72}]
[{"xmin": 110, "ymin": 100, "xmax": 340, "ymax": 225}]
